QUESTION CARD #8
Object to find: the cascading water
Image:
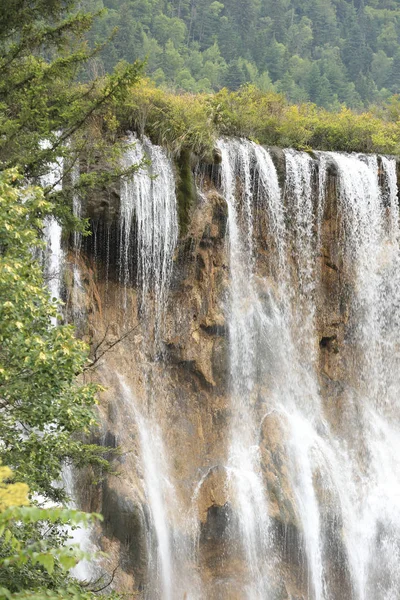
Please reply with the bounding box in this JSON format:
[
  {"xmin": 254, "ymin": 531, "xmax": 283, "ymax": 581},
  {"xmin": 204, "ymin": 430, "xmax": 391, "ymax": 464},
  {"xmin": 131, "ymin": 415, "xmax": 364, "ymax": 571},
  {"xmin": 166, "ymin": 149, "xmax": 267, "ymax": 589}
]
[
  {"xmin": 70, "ymin": 161, "xmax": 86, "ymax": 325},
  {"xmin": 67, "ymin": 130, "xmax": 400, "ymax": 600},
  {"xmin": 44, "ymin": 217, "xmax": 63, "ymax": 320},
  {"xmin": 217, "ymin": 139, "xmax": 328, "ymax": 600},
  {"xmin": 319, "ymin": 152, "xmax": 400, "ymax": 600},
  {"xmin": 41, "ymin": 157, "xmax": 64, "ymax": 318},
  {"xmin": 280, "ymin": 149, "xmax": 327, "ymax": 600},
  {"xmin": 62, "ymin": 465, "xmax": 98, "ymax": 581},
  {"xmin": 72, "ymin": 161, "xmax": 82, "ymax": 255},
  {"xmin": 118, "ymin": 376, "xmax": 201, "ymax": 600},
  {"xmin": 119, "ymin": 376, "xmax": 175, "ymax": 600},
  {"xmin": 117, "ymin": 136, "xmax": 203, "ymax": 598},
  {"xmin": 217, "ymin": 138, "xmax": 274, "ymax": 599},
  {"xmin": 120, "ymin": 134, "xmax": 178, "ymax": 324},
  {"xmin": 216, "ymin": 140, "xmax": 400, "ymax": 600},
  {"xmin": 41, "ymin": 156, "xmax": 96, "ymax": 580},
  {"xmin": 283, "ymin": 149, "xmax": 316, "ymax": 349}
]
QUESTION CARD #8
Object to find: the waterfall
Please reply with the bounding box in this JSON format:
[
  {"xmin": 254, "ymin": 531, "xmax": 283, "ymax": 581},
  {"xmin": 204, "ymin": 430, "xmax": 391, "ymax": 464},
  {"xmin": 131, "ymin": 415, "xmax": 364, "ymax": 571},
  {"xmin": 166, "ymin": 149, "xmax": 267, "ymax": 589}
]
[
  {"xmin": 118, "ymin": 140, "xmax": 200, "ymax": 598},
  {"xmin": 217, "ymin": 138, "xmax": 277, "ymax": 599},
  {"xmin": 44, "ymin": 218, "xmax": 63, "ymax": 307},
  {"xmin": 66, "ymin": 134, "xmax": 400, "ymax": 600},
  {"xmin": 216, "ymin": 139, "xmax": 332, "ymax": 599},
  {"xmin": 70, "ymin": 160, "xmax": 86, "ymax": 325},
  {"xmin": 119, "ymin": 377, "xmax": 175, "ymax": 599},
  {"xmin": 62, "ymin": 465, "xmax": 98, "ymax": 582},
  {"xmin": 41, "ymin": 156, "xmax": 64, "ymax": 323},
  {"xmin": 120, "ymin": 134, "xmax": 178, "ymax": 321},
  {"xmin": 318, "ymin": 152, "xmax": 400, "ymax": 600},
  {"xmin": 118, "ymin": 377, "xmax": 201, "ymax": 600},
  {"xmin": 329, "ymin": 152, "xmax": 384, "ymax": 400},
  {"xmin": 280, "ymin": 150, "xmax": 327, "ymax": 600},
  {"xmin": 41, "ymin": 156, "xmax": 97, "ymax": 581},
  {"xmin": 216, "ymin": 141, "xmax": 400, "ymax": 600},
  {"xmin": 283, "ymin": 150, "xmax": 316, "ymax": 336},
  {"xmin": 72, "ymin": 160, "xmax": 82, "ymax": 255}
]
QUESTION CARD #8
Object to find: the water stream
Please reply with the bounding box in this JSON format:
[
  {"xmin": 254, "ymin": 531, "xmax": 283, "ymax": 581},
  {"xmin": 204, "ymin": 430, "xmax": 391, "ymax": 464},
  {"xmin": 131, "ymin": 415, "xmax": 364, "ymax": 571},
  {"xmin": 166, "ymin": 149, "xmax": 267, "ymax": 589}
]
[
  {"xmin": 120, "ymin": 134, "xmax": 178, "ymax": 324},
  {"xmin": 218, "ymin": 138, "xmax": 273, "ymax": 599},
  {"xmin": 66, "ymin": 136, "xmax": 400, "ymax": 599},
  {"xmin": 215, "ymin": 141, "xmax": 400, "ymax": 599},
  {"xmin": 42, "ymin": 156, "xmax": 96, "ymax": 581},
  {"xmin": 118, "ymin": 376, "xmax": 201, "ymax": 600},
  {"xmin": 118, "ymin": 136, "xmax": 200, "ymax": 598},
  {"xmin": 41, "ymin": 156, "xmax": 64, "ymax": 321}
]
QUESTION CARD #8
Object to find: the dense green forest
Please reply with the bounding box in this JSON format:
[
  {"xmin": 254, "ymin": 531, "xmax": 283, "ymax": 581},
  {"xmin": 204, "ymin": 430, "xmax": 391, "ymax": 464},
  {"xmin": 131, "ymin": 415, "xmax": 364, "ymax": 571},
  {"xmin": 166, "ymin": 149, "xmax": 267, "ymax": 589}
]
[{"xmin": 82, "ymin": 0, "xmax": 400, "ymax": 108}]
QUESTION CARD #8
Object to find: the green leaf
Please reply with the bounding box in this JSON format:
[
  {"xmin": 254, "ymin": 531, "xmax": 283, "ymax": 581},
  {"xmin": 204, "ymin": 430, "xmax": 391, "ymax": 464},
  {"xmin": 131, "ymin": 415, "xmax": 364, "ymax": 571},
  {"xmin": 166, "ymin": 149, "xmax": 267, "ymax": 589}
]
[
  {"xmin": 58, "ymin": 555, "xmax": 77, "ymax": 571},
  {"xmin": 3, "ymin": 529, "xmax": 11, "ymax": 544},
  {"xmin": 36, "ymin": 553, "xmax": 54, "ymax": 575}
]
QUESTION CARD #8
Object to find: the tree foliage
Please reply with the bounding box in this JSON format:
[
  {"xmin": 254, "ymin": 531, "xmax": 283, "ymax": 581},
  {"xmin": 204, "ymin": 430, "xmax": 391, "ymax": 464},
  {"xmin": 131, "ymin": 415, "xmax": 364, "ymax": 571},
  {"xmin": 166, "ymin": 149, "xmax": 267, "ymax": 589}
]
[
  {"xmin": 80, "ymin": 0, "xmax": 400, "ymax": 108},
  {"xmin": 0, "ymin": 170, "xmax": 126, "ymax": 597},
  {"xmin": 116, "ymin": 79, "xmax": 400, "ymax": 156},
  {"xmin": 0, "ymin": 463, "xmax": 122, "ymax": 599},
  {"xmin": 0, "ymin": 0, "xmax": 142, "ymax": 188},
  {"xmin": 0, "ymin": 2, "xmax": 140, "ymax": 598},
  {"xmin": 0, "ymin": 171, "xmax": 112, "ymax": 502}
]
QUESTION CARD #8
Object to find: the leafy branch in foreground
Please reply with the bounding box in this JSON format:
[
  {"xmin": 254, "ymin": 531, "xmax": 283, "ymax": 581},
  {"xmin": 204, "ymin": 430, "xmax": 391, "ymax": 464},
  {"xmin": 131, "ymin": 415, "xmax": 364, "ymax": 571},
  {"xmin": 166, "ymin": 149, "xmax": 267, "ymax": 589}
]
[
  {"xmin": 0, "ymin": 171, "xmax": 123, "ymax": 597},
  {"xmin": 0, "ymin": 0, "xmax": 143, "ymax": 231},
  {"xmin": 0, "ymin": 463, "xmax": 123, "ymax": 600},
  {"xmin": 0, "ymin": 171, "xmax": 113, "ymax": 502}
]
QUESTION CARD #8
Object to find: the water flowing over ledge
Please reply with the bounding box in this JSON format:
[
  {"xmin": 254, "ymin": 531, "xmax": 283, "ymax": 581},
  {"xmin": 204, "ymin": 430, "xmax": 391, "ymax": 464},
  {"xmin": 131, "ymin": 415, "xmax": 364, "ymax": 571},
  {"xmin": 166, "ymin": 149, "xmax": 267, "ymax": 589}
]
[
  {"xmin": 120, "ymin": 134, "xmax": 178, "ymax": 327},
  {"xmin": 57, "ymin": 137, "xmax": 400, "ymax": 600}
]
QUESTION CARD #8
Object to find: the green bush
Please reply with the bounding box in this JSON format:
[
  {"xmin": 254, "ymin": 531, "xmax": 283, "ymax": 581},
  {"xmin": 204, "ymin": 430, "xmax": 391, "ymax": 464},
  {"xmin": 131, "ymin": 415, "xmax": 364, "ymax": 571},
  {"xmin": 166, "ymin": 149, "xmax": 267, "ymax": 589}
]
[{"xmin": 117, "ymin": 81, "xmax": 400, "ymax": 156}]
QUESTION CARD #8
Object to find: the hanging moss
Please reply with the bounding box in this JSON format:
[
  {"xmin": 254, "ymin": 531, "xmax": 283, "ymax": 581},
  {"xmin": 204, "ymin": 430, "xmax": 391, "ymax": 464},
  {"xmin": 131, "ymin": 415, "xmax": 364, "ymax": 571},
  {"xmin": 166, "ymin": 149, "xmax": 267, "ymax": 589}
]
[{"xmin": 176, "ymin": 149, "xmax": 196, "ymax": 236}]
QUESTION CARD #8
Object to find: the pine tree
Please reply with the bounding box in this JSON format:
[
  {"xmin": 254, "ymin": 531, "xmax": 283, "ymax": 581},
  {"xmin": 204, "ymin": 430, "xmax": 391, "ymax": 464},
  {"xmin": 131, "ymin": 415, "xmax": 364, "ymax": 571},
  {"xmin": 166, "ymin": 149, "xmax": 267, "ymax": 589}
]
[
  {"xmin": 224, "ymin": 60, "xmax": 247, "ymax": 89},
  {"xmin": 265, "ymin": 38, "xmax": 286, "ymax": 81},
  {"xmin": 0, "ymin": 0, "xmax": 142, "ymax": 179},
  {"xmin": 390, "ymin": 49, "xmax": 400, "ymax": 94}
]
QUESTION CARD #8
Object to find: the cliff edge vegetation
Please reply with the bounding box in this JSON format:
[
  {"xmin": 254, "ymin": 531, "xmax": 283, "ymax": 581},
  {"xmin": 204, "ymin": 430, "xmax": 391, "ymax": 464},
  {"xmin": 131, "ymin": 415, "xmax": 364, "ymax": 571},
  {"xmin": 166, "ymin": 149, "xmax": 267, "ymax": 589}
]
[{"xmin": 117, "ymin": 79, "xmax": 400, "ymax": 157}]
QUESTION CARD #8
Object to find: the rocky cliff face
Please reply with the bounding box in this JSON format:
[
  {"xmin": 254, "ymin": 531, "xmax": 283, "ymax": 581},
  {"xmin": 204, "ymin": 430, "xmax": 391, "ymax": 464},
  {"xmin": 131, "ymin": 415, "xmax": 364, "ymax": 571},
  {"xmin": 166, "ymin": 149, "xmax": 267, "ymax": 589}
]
[{"xmin": 64, "ymin": 140, "xmax": 400, "ymax": 600}]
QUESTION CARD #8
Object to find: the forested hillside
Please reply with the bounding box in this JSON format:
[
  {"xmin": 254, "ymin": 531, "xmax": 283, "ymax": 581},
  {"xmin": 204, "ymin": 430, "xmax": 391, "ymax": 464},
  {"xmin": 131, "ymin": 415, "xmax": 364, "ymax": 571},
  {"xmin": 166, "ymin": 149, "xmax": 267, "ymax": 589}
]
[{"xmin": 82, "ymin": 0, "xmax": 400, "ymax": 108}]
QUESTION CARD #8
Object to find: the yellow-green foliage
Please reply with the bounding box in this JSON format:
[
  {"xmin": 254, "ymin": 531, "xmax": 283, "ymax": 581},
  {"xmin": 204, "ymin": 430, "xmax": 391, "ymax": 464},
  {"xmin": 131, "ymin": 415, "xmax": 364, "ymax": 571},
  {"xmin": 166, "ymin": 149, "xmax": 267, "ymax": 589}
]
[
  {"xmin": 117, "ymin": 79, "xmax": 215, "ymax": 158},
  {"xmin": 0, "ymin": 466, "xmax": 29, "ymax": 512},
  {"xmin": 117, "ymin": 80, "xmax": 400, "ymax": 156},
  {"xmin": 210, "ymin": 86, "xmax": 400, "ymax": 153},
  {"xmin": 0, "ymin": 465, "xmax": 116, "ymax": 600}
]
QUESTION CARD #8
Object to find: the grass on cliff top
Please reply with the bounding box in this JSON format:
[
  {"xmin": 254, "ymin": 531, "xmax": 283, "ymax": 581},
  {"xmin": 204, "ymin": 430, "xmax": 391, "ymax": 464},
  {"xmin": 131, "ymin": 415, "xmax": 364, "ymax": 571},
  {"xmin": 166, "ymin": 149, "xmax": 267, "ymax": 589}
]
[{"xmin": 116, "ymin": 79, "xmax": 400, "ymax": 158}]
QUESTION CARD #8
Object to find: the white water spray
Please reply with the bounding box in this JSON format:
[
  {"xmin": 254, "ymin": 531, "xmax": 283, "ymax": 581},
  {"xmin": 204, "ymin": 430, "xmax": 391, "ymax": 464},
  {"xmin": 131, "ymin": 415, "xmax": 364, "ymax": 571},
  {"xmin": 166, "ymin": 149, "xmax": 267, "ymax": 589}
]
[
  {"xmin": 41, "ymin": 155, "xmax": 64, "ymax": 320},
  {"xmin": 118, "ymin": 376, "xmax": 201, "ymax": 600},
  {"xmin": 120, "ymin": 134, "xmax": 178, "ymax": 322}
]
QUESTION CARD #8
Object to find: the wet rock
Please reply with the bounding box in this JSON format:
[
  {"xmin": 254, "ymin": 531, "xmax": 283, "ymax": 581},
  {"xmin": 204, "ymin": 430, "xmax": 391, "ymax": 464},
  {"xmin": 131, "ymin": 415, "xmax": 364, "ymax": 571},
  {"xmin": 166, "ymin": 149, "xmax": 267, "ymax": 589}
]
[
  {"xmin": 101, "ymin": 481, "xmax": 147, "ymax": 580},
  {"xmin": 260, "ymin": 412, "xmax": 298, "ymax": 526}
]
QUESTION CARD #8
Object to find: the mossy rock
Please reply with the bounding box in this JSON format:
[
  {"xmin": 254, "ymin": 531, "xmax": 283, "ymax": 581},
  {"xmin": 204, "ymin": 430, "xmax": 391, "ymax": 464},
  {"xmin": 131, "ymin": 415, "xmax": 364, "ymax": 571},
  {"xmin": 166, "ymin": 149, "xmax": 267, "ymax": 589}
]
[{"xmin": 176, "ymin": 148, "xmax": 197, "ymax": 236}]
